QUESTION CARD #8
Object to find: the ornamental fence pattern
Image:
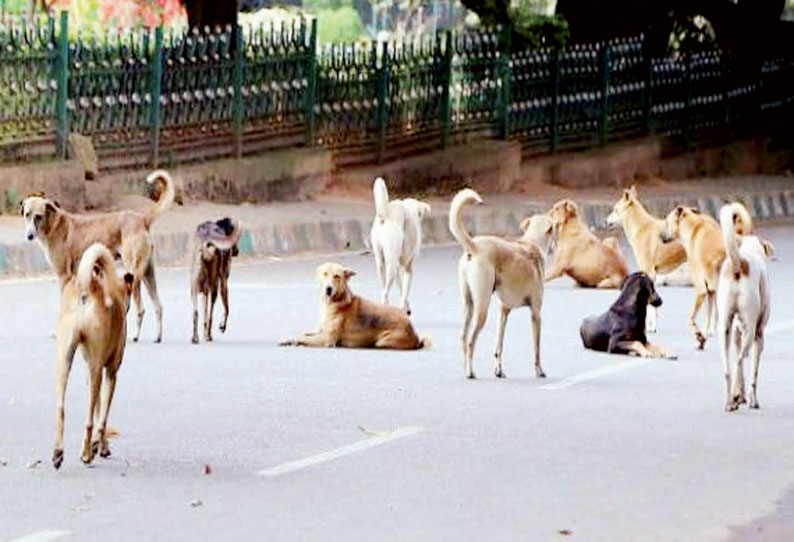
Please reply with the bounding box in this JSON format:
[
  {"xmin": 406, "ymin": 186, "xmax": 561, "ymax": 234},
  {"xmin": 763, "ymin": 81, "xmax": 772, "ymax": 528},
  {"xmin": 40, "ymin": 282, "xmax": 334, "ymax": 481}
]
[{"xmin": 0, "ymin": 12, "xmax": 792, "ymax": 170}]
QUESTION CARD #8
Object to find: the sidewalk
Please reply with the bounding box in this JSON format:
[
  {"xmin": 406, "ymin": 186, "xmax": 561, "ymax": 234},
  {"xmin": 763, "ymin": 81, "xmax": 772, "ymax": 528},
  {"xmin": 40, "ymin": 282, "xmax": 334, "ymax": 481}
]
[{"xmin": 2, "ymin": 175, "xmax": 793, "ymax": 278}]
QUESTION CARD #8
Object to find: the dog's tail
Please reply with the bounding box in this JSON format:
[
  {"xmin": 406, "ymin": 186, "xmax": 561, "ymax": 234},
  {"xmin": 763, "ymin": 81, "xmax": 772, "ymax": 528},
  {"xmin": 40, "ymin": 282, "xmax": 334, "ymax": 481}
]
[
  {"xmin": 720, "ymin": 203, "xmax": 746, "ymax": 278},
  {"xmin": 449, "ymin": 188, "xmax": 482, "ymax": 256},
  {"xmin": 373, "ymin": 177, "xmax": 389, "ymax": 224},
  {"xmin": 418, "ymin": 333, "xmax": 433, "ymax": 349},
  {"xmin": 731, "ymin": 200, "xmax": 753, "ymax": 236},
  {"xmin": 144, "ymin": 169, "xmax": 176, "ymax": 228},
  {"xmin": 77, "ymin": 243, "xmax": 122, "ymax": 308}
]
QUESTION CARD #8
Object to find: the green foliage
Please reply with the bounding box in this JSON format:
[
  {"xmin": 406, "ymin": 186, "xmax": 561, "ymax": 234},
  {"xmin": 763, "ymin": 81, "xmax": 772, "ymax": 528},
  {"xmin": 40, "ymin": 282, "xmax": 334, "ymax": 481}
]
[
  {"xmin": 316, "ymin": 6, "xmax": 364, "ymax": 44},
  {"xmin": 509, "ymin": 11, "xmax": 569, "ymax": 50},
  {"xmin": 4, "ymin": 187, "xmax": 18, "ymax": 215}
]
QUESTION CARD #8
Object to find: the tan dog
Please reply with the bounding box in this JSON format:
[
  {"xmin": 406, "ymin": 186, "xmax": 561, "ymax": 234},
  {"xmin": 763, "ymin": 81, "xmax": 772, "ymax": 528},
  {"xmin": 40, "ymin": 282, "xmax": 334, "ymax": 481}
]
[
  {"xmin": 661, "ymin": 206, "xmax": 726, "ymax": 349},
  {"xmin": 606, "ymin": 185, "xmax": 689, "ymax": 331},
  {"xmin": 53, "ymin": 243, "xmax": 134, "ymax": 469},
  {"xmin": 279, "ymin": 262, "xmax": 430, "ymax": 349},
  {"xmin": 546, "ymin": 199, "xmax": 628, "ymax": 288},
  {"xmin": 191, "ymin": 218, "xmax": 241, "ymax": 344},
  {"xmin": 21, "ymin": 170, "xmax": 176, "ymax": 342},
  {"xmin": 450, "ymin": 189, "xmax": 553, "ymax": 379}
]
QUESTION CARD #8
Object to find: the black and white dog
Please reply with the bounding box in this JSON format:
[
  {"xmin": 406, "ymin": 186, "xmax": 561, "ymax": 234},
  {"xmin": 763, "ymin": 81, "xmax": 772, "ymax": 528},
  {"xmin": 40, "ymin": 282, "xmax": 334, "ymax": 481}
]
[{"xmin": 580, "ymin": 272, "xmax": 676, "ymax": 359}]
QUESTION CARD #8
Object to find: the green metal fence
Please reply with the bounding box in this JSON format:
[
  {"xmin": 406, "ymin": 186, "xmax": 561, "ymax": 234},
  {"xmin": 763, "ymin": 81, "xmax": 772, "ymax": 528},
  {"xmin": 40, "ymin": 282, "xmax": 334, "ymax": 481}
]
[{"xmin": 1, "ymin": 12, "xmax": 793, "ymax": 170}]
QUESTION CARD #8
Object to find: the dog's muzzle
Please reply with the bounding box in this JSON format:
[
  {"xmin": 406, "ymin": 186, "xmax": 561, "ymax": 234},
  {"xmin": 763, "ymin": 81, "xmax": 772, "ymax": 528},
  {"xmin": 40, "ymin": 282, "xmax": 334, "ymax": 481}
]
[
  {"xmin": 325, "ymin": 286, "xmax": 333, "ymax": 297},
  {"xmin": 659, "ymin": 232, "xmax": 673, "ymax": 243},
  {"xmin": 650, "ymin": 295, "xmax": 662, "ymax": 307},
  {"xmin": 606, "ymin": 211, "xmax": 620, "ymax": 227}
]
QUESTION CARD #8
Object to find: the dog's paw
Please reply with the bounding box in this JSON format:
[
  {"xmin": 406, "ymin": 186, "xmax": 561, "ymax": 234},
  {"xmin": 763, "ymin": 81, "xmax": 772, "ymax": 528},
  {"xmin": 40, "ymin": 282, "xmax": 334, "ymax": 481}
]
[
  {"xmin": 535, "ymin": 368, "xmax": 546, "ymax": 378},
  {"xmin": 278, "ymin": 339, "xmax": 296, "ymax": 347},
  {"xmin": 724, "ymin": 401, "xmax": 740, "ymax": 412},
  {"xmin": 494, "ymin": 368, "xmax": 505, "ymax": 379},
  {"xmin": 695, "ymin": 331, "xmax": 706, "ymax": 350},
  {"xmin": 465, "ymin": 372, "xmax": 476, "ymax": 380},
  {"xmin": 191, "ymin": 336, "xmax": 199, "ymax": 344},
  {"xmin": 52, "ymin": 448, "xmax": 64, "ymax": 470},
  {"xmin": 219, "ymin": 323, "xmax": 227, "ymax": 333},
  {"xmin": 99, "ymin": 444, "xmax": 111, "ymax": 459}
]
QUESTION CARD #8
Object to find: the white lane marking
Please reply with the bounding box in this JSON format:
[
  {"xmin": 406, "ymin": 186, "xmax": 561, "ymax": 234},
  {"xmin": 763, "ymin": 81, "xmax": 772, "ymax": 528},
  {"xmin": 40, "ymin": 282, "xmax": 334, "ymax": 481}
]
[
  {"xmin": 7, "ymin": 530, "xmax": 71, "ymax": 542},
  {"xmin": 256, "ymin": 426, "xmax": 424, "ymax": 478},
  {"xmin": 767, "ymin": 318, "xmax": 794, "ymax": 335},
  {"xmin": 540, "ymin": 359, "xmax": 652, "ymax": 391}
]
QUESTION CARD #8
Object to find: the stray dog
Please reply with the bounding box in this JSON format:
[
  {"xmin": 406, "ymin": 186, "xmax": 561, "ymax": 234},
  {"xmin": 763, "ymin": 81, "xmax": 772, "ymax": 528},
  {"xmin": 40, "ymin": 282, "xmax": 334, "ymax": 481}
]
[
  {"xmin": 717, "ymin": 202, "xmax": 770, "ymax": 411},
  {"xmin": 370, "ymin": 177, "xmax": 431, "ymax": 314},
  {"xmin": 279, "ymin": 262, "xmax": 430, "ymax": 349},
  {"xmin": 546, "ymin": 199, "xmax": 628, "ymax": 288},
  {"xmin": 580, "ymin": 272, "xmax": 676, "ymax": 359},
  {"xmin": 191, "ymin": 218, "xmax": 241, "ymax": 344},
  {"xmin": 606, "ymin": 185, "xmax": 689, "ymax": 332},
  {"xmin": 661, "ymin": 205, "xmax": 725, "ymax": 349},
  {"xmin": 21, "ymin": 169, "xmax": 176, "ymax": 342},
  {"xmin": 450, "ymin": 189, "xmax": 554, "ymax": 379},
  {"xmin": 53, "ymin": 243, "xmax": 134, "ymax": 469}
]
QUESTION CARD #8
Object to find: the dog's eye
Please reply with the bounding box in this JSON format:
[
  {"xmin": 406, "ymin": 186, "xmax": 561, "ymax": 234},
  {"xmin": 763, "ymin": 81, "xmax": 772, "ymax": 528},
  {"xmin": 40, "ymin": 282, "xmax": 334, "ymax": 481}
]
[{"xmin": 333, "ymin": 274, "xmax": 340, "ymax": 280}]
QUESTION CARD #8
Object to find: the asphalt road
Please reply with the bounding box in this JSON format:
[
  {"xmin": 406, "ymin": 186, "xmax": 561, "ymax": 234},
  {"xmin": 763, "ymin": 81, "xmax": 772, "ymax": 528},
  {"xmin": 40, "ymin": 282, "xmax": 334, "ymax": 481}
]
[{"xmin": 2, "ymin": 224, "xmax": 794, "ymax": 541}]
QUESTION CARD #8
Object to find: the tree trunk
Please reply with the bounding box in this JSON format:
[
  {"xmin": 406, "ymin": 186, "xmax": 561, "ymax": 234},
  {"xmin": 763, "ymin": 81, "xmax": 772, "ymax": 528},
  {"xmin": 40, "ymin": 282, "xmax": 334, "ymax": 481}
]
[{"xmin": 182, "ymin": 0, "xmax": 238, "ymax": 30}]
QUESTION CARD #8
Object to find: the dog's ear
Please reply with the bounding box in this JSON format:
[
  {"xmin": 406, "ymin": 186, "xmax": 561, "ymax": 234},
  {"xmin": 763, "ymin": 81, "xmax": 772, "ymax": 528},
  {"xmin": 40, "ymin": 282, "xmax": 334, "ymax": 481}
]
[
  {"xmin": 342, "ymin": 267, "xmax": 356, "ymax": 280},
  {"xmin": 519, "ymin": 217, "xmax": 531, "ymax": 231},
  {"xmin": 45, "ymin": 202, "xmax": 58, "ymax": 215},
  {"xmin": 564, "ymin": 200, "xmax": 577, "ymax": 219}
]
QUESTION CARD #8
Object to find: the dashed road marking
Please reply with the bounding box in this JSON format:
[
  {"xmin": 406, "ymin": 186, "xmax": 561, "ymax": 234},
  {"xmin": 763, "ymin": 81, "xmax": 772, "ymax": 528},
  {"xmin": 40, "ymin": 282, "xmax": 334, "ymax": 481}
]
[
  {"xmin": 256, "ymin": 427, "xmax": 424, "ymax": 478},
  {"xmin": 539, "ymin": 359, "xmax": 651, "ymax": 390},
  {"xmin": 6, "ymin": 530, "xmax": 71, "ymax": 542}
]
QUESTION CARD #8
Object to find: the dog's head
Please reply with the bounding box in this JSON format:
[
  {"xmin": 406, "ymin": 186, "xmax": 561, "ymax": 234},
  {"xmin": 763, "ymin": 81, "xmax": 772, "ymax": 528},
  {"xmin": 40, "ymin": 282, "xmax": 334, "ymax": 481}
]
[
  {"xmin": 621, "ymin": 271, "xmax": 662, "ymax": 308},
  {"xmin": 316, "ymin": 262, "xmax": 355, "ymax": 303},
  {"xmin": 549, "ymin": 199, "xmax": 579, "ymax": 226},
  {"xmin": 606, "ymin": 185, "xmax": 639, "ymax": 227},
  {"xmin": 660, "ymin": 205, "xmax": 698, "ymax": 243},
  {"xmin": 520, "ymin": 213, "xmax": 557, "ymax": 257},
  {"xmin": 20, "ymin": 194, "xmax": 61, "ymax": 242}
]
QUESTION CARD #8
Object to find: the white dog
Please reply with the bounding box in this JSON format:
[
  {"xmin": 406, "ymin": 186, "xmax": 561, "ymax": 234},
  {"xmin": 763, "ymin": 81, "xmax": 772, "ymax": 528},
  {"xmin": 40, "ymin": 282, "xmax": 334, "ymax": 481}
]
[
  {"xmin": 717, "ymin": 202, "xmax": 771, "ymax": 412},
  {"xmin": 370, "ymin": 177, "xmax": 431, "ymax": 314}
]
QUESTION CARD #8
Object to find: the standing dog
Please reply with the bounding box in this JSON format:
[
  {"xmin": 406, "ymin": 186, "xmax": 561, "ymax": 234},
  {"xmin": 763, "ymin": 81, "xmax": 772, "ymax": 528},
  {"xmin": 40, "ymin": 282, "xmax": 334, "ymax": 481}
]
[
  {"xmin": 606, "ymin": 185, "xmax": 689, "ymax": 332},
  {"xmin": 53, "ymin": 243, "xmax": 134, "ymax": 469},
  {"xmin": 21, "ymin": 169, "xmax": 176, "ymax": 342},
  {"xmin": 450, "ymin": 189, "xmax": 554, "ymax": 379},
  {"xmin": 546, "ymin": 199, "xmax": 628, "ymax": 288},
  {"xmin": 717, "ymin": 203, "xmax": 770, "ymax": 411},
  {"xmin": 279, "ymin": 262, "xmax": 430, "ymax": 349},
  {"xmin": 191, "ymin": 218, "xmax": 241, "ymax": 344},
  {"xmin": 580, "ymin": 272, "xmax": 676, "ymax": 359},
  {"xmin": 370, "ymin": 177, "xmax": 431, "ymax": 314},
  {"xmin": 661, "ymin": 206, "xmax": 726, "ymax": 349}
]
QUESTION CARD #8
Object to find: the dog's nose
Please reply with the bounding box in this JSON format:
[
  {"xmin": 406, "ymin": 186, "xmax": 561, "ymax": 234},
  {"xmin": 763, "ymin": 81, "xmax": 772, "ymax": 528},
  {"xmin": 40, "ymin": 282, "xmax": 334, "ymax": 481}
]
[
  {"xmin": 26, "ymin": 232, "xmax": 34, "ymax": 241},
  {"xmin": 325, "ymin": 286, "xmax": 333, "ymax": 297},
  {"xmin": 652, "ymin": 296, "xmax": 663, "ymax": 307}
]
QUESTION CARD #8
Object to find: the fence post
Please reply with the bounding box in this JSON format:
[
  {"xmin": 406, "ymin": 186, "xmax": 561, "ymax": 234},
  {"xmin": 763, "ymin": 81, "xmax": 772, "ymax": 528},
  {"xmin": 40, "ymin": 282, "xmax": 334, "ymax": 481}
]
[
  {"xmin": 305, "ymin": 18, "xmax": 317, "ymax": 147},
  {"xmin": 376, "ymin": 41, "xmax": 389, "ymax": 164},
  {"xmin": 641, "ymin": 35, "xmax": 652, "ymax": 135},
  {"xmin": 55, "ymin": 10, "xmax": 69, "ymax": 160},
  {"xmin": 550, "ymin": 48, "xmax": 560, "ymax": 153},
  {"xmin": 498, "ymin": 25, "xmax": 512, "ymax": 140},
  {"xmin": 598, "ymin": 43, "xmax": 610, "ymax": 147},
  {"xmin": 440, "ymin": 30, "xmax": 452, "ymax": 150},
  {"xmin": 233, "ymin": 24, "xmax": 244, "ymax": 158},
  {"xmin": 149, "ymin": 26, "xmax": 163, "ymax": 168},
  {"xmin": 683, "ymin": 48, "xmax": 692, "ymax": 149}
]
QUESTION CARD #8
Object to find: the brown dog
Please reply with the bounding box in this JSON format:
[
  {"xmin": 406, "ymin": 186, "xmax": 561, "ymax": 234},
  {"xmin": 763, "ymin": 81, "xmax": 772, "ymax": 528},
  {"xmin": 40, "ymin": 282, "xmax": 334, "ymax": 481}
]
[
  {"xmin": 21, "ymin": 170, "xmax": 176, "ymax": 342},
  {"xmin": 661, "ymin": 206, "xmax": 726, "ymax": 349},
  {"xmin": 53, "ymin": 243, "xmax": 134, "ymax": 469},
  {"xmin": 546, "ymin": 199, "xmax": 628, "ymax": 288},
  {"xmin": 279, "ymin": 262, "xmax": 430, "ymax": 349},
  {"xmin": 191, "ymin": 218, "xmax": 241, "ymax": 344}
]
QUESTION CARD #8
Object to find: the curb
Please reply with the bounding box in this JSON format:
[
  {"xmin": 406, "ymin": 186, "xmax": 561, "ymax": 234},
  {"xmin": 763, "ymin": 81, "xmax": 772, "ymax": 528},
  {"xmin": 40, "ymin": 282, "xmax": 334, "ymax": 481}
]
[{"xmin": 3, "ymin": 189, "xmax": 793, "ymax": 279}]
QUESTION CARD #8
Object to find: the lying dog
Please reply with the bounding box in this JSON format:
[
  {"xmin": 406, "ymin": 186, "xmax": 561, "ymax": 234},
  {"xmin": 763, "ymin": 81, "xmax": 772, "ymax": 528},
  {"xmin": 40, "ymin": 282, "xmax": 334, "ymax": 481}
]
[
  {"xmin": 547, "ymin": 199, "xmax": 628, "ymax": 288},
  {"xmin": 53, "ymin": 243, "xmax": 134, "ymax": 469},
  {"xmin": 450, "ymin": 189, "xmax": 554, "ymax": 379},
  {"xmin": 661, "ymin": 205, "xmax": 725, "ymax": 349},
  {"xmin": 279, "ymin": 262, "xmax": 430, "ymax": 349},
  {"xmin": 21, "ymin": 169, "xmax": 176, "ymax": 342},
  {"xmin": 370, "ymin": 177, "xmax": 431, "ymax": 314},
  {"xmin": 191, "ymin": 218, "xmax": 241, "ymax": 344},
  {"xmin": 717, "ymin": 202, "xmax": 770, "ymax": 411},
  {"xmin": 580, "ymin": 272, "xmax": 676, "ymax": 359},
  {"xmin": 607, "ymin": 185, "xmax": 690, "ymax": 332}
]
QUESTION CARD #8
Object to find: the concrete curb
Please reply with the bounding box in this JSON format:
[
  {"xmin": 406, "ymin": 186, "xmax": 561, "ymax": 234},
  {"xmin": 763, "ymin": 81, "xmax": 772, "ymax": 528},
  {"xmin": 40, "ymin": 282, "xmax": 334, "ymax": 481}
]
[{"xmin": 3, "ymin": 189, "xmax": 794, "ymax": 279}]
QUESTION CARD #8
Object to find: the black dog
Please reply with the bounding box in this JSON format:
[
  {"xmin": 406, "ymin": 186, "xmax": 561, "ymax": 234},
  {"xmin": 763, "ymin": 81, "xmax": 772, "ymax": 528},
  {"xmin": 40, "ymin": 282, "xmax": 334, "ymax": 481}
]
[{"xmin": 579, "ymin": 272, "xmax": 676, "ymax": 358}]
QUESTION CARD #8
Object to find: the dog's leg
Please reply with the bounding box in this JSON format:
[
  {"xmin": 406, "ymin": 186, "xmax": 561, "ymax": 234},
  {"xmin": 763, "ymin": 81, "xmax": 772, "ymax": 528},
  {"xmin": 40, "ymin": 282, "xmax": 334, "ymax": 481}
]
[
  {"xmin": 81, "ymin": 365, "xmax": 102, "ymax": 465},
  {"xmin": 612, "ymin": 340, "xmax": 652, "ymax": 357},
  {"xmin": 131, "ymin": 280, "xmax": 145, "ymax": 343},
  {"xmin": 143, "ymin": 263, "xmax": 163, "ymax": 343},
  {"xmin": 705, "ymin": 290, "xmax": 717, "ymax": 337},
  {"xmin": 206, "ymin": 288, "xmax": 218, "ymax": 342},
  {"xmin": 719, "ymin": 315, "xmax": 736, "ymax": 411},
  {"xmin": 53, "ymin": 334, "xmax": 77, "ymax": 470},
  {"xmin": 219, "ymin": 276, "xmax": 230, "ymax": 333},
  {"xmin": 646, "ymin": 342, "xmax": 677, "ymax": 360},
  {"xmin": 749, "ymin": 332, "xmax": 764, "ymax": 409},
  {"xmin": 191, "ymin": 285, "xmax": 200, "ymax": 344},
  {"xmin": 383, "ymin": 256, "xmax": 398, "ymax": 306},
  {"xmin": 596, "ymin": 276, "xmax": 622, "ymax": 289},
  {"xmin": 202, "ymin": 293, "xmax": 211, "ymax": 342},
  {"xmin": 399, "ymin": 263, "xmax": 413, "ymax": 315},
  {"xmin": 531, "ymin": 305, "xmax": 545, "ymax": 377},
  {"xmin": 280, "ymin": 330, "xmax": 335, "ymax": 347},
  {"xmin": 374, "ymin": 247, "xmax": 387, "ymax": 304},
  {"xmin": 730, "ymin": 328, "xmax": 754, "ymax": 410},
  {"xmin": 492, "ymin": 304, "xmax": 510, "ymax": 378},
  {"xmin": 544, "ymin": 260, "xmax": 565, "ymax": 282},
  {"xmin": 460, "ymin": 281, "xmax": 474, "ymax": 377},
  {"xmin": 96, "ymin": 365, "xmax": 118, "ymax": 458},
  {"xmin": 690, "ymin": 291, "xmax": 707, "ymax": 349},
  {"xmin": 465, "ymin": 279, "xmax": 491, "ymax": 380}
]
